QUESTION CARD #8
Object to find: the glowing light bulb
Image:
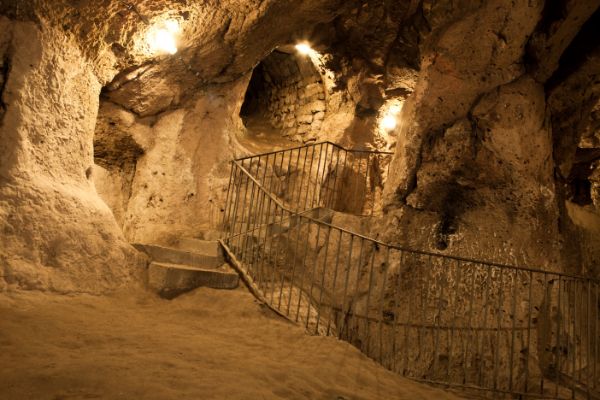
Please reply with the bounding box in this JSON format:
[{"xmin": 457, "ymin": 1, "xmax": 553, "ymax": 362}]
[
  {"xmin": 147, "ymin": 20, "xmax": 180, "ymax": 55},
  {"xmin": 295, "ymin": 43, "xmax": 313, "ymax": 56},
  {"xmin": 381, "ymin": 115, "xmax": 397, "ymax": 131}
]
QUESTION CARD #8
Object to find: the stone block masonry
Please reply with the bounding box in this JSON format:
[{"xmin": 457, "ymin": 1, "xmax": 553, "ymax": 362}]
[{"xmin": 259, "ymin": 51, "xmax": 327, "ymax": 141}]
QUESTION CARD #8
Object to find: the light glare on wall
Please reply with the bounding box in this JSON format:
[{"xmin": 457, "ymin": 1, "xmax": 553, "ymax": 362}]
[
  {"xmin": 147, "ymin": 19, "xmax": 180, "ymax": 55},
  {"xmin": 381, "ymin": 115, "xmax": 397, "ymax": 131},
  {"xmin": 380, "ymin": 102, "xmax": 403, "ymax": 132},
  {"xmin": 295, "ymin": 42, "xmax": 313, "ymax": 56}
]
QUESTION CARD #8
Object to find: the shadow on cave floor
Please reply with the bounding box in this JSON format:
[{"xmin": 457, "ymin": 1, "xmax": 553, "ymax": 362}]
[{"xmin": 237, "ymin": 113, "xmax": 299, "ymax": 155}]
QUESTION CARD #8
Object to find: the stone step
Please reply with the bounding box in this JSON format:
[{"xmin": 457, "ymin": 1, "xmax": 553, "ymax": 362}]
[
  {"xmin": 132, "ymin": 243, "xmax": 222, "ymax": 268},
  {"xmin": 173, "ymin": 237, "xmax": 223, "ymax": 260},
  {"xmin": 148, "ymin": 262, "xmax": 239, "ymax": 299}
]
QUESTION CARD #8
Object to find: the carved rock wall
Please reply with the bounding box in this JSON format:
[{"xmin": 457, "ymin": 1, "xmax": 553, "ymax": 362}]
[{"xmin": 0, "ymin": 18, "xmax": 144, "ymax": 293}]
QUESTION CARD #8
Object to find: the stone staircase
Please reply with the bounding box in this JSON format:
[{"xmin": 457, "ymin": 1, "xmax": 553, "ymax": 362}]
[{"xmin": 133, "ymin": 238, "xmax": 239, "ymax": 299}]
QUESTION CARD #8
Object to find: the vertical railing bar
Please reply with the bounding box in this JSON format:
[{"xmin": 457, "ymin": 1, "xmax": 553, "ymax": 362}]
[
  {"xmin": 401, "ymin": 250, "xmax": 409, "ymax": 375},
  {"xmin": 478, "ymin": 264, "xmax": 492, "ymax": 387},
  {"xmin": 312, "ymin": 143, "xmax": 325, "ymax": 209},
  {"xmin": 350, "ymin": 239, "xmax": 366, "ymax": 346},
  {"xmin": 421, "ymin": 254, "xmax": 433, "ymax": 379},
  {"xmin": 294, "ymin": 212, "xmax": 314, "ymax": 322},
  {"xmin": 377, "ymin": 246, "xmax": 390, "ymax": 365},
  {"xmin": 594, "ymin": 283, "xmax": 600, "ymax": 389},
  {"xmin": 276, "ymin": 148, "xmax": 286, "ymax": 200},
  {"xmin": 571, "ymin": 279, "xmax": 581, "ymax": 399},
  {"xmin": 251, "ymin": 155, "xmax": 272, "ymax": 286},
  {"xmin": 235, "ymin": 159, "xmax": 252, "ymax": 255},
  {"xmin": 283, "ymin": 148, "xmax": 295, "ymax": 207},
  {"xmin": 305, "ymin": 220, "xmax": 323, "ymax": 329},
  {"xmin": 363, "ymin": 153, "xmax": 371, "ymax": 216},
  {"xmin": 577, "ymin": 279, "xmax": 583, "ymax": 396},
  {"xmin": 586, "ymin": 279, "xmax": 591, "ymax": 395},
  {"xmin": 273, "ymin": 207, "xmax": 288, "ymax": 309},
  {"xmin": 290, "ymin": 148, "xmax": 306, "ymax": 212},
  {"xmin": 243, "ymin": 179, "xmax": 258, "ymax": 269},
  {"xmin": 340, "ymin": 149, "xmax": 349, "ymax": 212},
  {"xmin": 447, "ymin": 259, "xmax": 462, "ymax": 381},
  {"xmin": 363, "ymin": 243, "xmax": 377, "ymax": 356},
  {"xmin": 285, "ymin": 211, "xmax": 304, "ymax": 317},
  {"xmin": 348, "ymin": 154, "xmax": 359, "ymax": 214},
  {"xmin": 326, "ymin": 229, "xmax": 343, "ymax": 336},
  {"xmin": 227, "ymin": 164, "xmax": 242, "ymax": 247},
  {"xmin": 541, "ymin": 272, "xmax": 548, "ymax": 396},
  {"xmin": 508, "ymin": 270, "xmax": 518, "ymax": 393},
  {"xmin": 329, "ymin": 146, "xmax": 342, "ymax": 210},
  {"xmin": 277, "ymin": 209, "xmax": 293, "ymax": 310},
  {"xmin": 314, "ymin": 225, "xmax": 333, "ymax": 334},
  {"xmin": 260, "ymin": 152, "xmax": 282, "ymax": 298},
  {"xmin": 524, "ymin": 270, "xmax": 533, "ymax": 394},
  {"xmin": 372, "ymin": 154, "xmax": 380, "ymax": 217},
  {"xmin": 294, "ymin": 146, "xmax": 309, "ymax": 212},
  {"xmin": 560, "ymin": 274, "xmax": 571, "ymax": 396},
  {"xmin": 255, "ymin": 193, "xmax": 273, "ymax": 293},
  {"xmin": 352, "ymin": 154, "xmax": 363, "ymax": 215},
  {"xmin": 244, "ymin": 161, "xmax": 261, "ymax": 267},
  {"xmin": 258, "ymin": 196, "xmax": 275, "ymax": 294},
  {"xmin": 432, "ymin": 257, "xmax": 445, "ymax": 379},
  {"xmin": 221, "ymin": 162, "xmax": 235, "ymax": 234},
  {"xmin": 287, "ymin": 148, "xmax": 302, "ymax": 208},
  {"xmin": 230, "ymin": 161, "xmax": 245, "ymax": 251},
  {"xmin": 246, "ymin": 185, "xmax": 262, "ymax": 279},
  {"xmin": 256, "ymin": 187, "xmax": 270, "ymax": 286},
  {"xmin": 493, "ymin": 267, "xmax": 504, "ymax": 391},
  {"xmin": 339, "ymin": 234, "xmax": 354, "ymax": 340},
  {"xmin": 302, "ymin": 145, "xmax": 317, "ymax": 213},
  {"xmin": 569, "ymin": 279, "xmax": 578, "ymax": 398},
  {"xmin": 464, "ymin": 262, "xmax": 476, "ymax": 385},
  {"xmin": 317, "ymin": 143, "xmax": 331, "ymax": 208},
  {"xmin": 231, "ymin": 161, "xmax": 250, "ymax": 253}
]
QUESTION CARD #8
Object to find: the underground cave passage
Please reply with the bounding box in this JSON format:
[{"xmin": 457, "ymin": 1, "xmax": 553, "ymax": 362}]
[
  {"xmin": 1, "ymin": 2, "xmax": 600, "ymax": 400},
  {"xmin": 240, "ymin": 47, "xmax": 328, "ymax": 143}
]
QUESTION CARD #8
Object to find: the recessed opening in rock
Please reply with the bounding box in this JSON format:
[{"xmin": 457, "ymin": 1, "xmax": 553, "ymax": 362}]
[{"xmin": 240, "ymin": 49, "xmax": 327, "ymax": 143}]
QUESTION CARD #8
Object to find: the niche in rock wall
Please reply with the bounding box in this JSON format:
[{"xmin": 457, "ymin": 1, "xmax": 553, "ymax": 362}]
[
  {"xmin": 93, "ymin": 100, "xmax": 145, "ymax": 227},
  {"xmin": 240, "ymin": 49, "xmax": 327, "ymax": 142}
]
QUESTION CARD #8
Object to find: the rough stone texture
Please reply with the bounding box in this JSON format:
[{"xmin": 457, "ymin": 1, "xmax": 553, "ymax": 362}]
[
  {"xmin": 94, "ymin": 78, "xmax": 248, "ymax": 246},
  {"xmin": 0, "ymin": 19, "xmax": 144, "ymax": 293},
  {"xmin": 381, "ymin": 1, "xmax": 565, "ymax": 268}
]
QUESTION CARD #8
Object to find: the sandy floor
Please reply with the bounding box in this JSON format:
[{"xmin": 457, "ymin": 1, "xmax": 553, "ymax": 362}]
[{"xmin": 0, "ymin": 286, "xmax": 465, "ymax": 400}]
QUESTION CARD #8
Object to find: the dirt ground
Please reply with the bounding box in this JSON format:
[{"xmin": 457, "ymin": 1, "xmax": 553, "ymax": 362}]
[{"xmin": 0, "ymin": 286, "xmax": 465, "ymax": 400}]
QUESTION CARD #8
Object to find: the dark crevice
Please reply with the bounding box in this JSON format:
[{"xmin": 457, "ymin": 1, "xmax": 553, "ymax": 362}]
[
  {"xmin": 565, "ymin": 148, "xmax": 600, "ymax": 206},
  {"xmin": 545, "ymin": 7, "xmax": 600, "ymax": 92},
  {"xmin": 538, "ymin": 0, "xmax": 569, "ymax": 35},
  {"xmin": 0, "ymin": 54, "xmax": 10, "ymax": 121}
]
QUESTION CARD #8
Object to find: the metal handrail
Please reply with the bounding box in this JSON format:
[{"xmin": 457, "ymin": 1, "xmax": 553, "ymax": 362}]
[
  {"xmin": 235, "ymin": 141, "xmax": 394, "ymax": 162},
  {"xmin": 233, "ymin": 160, "xmax": 597, "ymax": 283},
  {"xmin": 222, "ymin": 142, "xmax": 600, "ymax": 400}
]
